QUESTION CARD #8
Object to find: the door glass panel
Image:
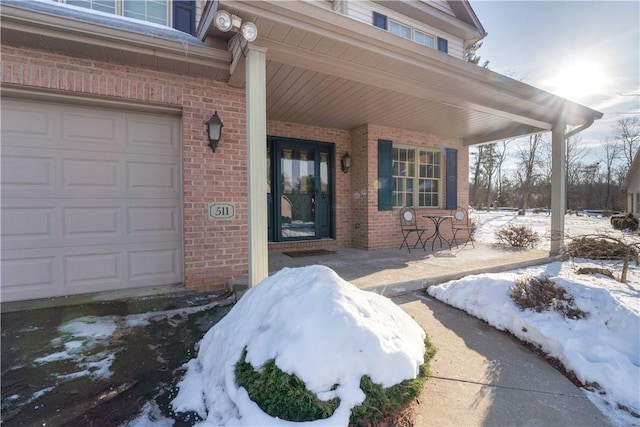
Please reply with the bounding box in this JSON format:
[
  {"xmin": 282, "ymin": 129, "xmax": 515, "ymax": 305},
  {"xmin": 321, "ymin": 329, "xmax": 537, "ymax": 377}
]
[{"xmin": 281, "ymin": 147, "xmax": 315, "ymax": 239}]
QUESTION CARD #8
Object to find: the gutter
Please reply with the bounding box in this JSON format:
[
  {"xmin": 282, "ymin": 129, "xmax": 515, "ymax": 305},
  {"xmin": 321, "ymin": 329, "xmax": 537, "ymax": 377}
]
[{"xmin": 565, "ymin": 119, "xmax": 595, "ymax": 139}]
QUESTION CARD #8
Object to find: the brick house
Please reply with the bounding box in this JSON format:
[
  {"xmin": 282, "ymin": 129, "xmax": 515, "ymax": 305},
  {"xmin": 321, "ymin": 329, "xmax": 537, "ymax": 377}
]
[{"xmin": 1, "ymin": 0, "xmax": 602, "ymax": 302}]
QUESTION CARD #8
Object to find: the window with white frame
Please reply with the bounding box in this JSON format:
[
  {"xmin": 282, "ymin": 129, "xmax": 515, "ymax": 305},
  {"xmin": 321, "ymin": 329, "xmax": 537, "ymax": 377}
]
[
  {"xmin": 61, "ymin": 0, "xmax": 170, "ymax": 26},
  {"xmin": 389, "ymin": 20, "xmax": 411, "ymax": 40},
  {"xmin": 373, "ymin": 12, "xmax": 444, "ymax": 53},
  {"xmin": 392, "ymin": 147, "xmax": 442, "ymax": 208},
  {"xmin": 414, "ymin": 29, "xmax": 435, "ymax": 49}
]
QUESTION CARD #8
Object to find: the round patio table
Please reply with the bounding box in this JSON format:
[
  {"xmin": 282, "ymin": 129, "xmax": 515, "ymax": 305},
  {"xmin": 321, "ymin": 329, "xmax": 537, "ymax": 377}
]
[{"xmin": 423, "ymin": 215, "xmax": 453, "ymax": 250}]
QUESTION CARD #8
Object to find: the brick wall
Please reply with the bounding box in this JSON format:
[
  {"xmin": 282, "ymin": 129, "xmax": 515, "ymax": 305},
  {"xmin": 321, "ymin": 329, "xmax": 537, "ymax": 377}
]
[{"xmin": 362, "ymin": 124, "xmax": 468, "ymax": 250}]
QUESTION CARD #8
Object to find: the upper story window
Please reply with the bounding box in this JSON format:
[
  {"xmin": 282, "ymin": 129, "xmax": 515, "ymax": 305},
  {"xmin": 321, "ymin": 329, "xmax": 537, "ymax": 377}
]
[
  {"xmin": 61, "ymin": 0, "xmax": 168, "ymax": 26},
  {"xmin": 372, "ymin": 12, "xmax": 446, "ymax": 54},
  {"xmin": 389, "ymin": 20, "xmax": 411, "ymax": 40},
  {"xmin": 414, "ymin": 30, "xmax": 435, "ymax": 49},
  {"xmin": 55, "ymin": 0, "xmax": 196, "ymax": 34}
]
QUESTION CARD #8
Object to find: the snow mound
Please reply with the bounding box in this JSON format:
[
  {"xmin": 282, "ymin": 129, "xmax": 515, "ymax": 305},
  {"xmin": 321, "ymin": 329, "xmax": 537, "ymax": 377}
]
[{"xmin": 171, "ymin": 265, "xmax": 426, "ymax": 426}]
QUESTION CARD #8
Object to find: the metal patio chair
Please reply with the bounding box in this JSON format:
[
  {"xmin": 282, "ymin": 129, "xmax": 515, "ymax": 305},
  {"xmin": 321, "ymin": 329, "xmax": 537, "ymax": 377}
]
[
  {"xmin": 399, "ymin": 206, "xmax": 427, "ymax": 252},
  {"xmin": 450, "ymin": 206, "xmax": 476, "ymax": 248}
]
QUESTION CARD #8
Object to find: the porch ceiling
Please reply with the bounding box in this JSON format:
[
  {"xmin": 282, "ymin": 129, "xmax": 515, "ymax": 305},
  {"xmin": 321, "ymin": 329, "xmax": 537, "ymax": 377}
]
[{"xmin": 210, "ymin": 0, "xmax": 603, "ymax": 146}]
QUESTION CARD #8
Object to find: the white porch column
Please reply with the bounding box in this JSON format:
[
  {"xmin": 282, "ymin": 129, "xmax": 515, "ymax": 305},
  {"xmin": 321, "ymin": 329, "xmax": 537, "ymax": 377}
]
[
  {"xmin": 550, "ymin": 122, "xmax": 566, "ymax": 255},
  {"xmin": 246, "ymin": 44, "xmax": 268, "ymax": 286}
]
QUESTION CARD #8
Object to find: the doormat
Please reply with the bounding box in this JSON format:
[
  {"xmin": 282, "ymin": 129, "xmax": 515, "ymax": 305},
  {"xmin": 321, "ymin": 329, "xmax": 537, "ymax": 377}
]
[{"xmin": 283, "ymin": 249, "xmax": 336, "ymax": 258}]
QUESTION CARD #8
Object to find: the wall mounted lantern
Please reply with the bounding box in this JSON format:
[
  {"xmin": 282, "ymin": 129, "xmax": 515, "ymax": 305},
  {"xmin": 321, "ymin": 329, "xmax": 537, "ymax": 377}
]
[
  {"xmin": 206, "ymin": 111, "xmax": 223, "ymax": 152},
  {"xmin": 214, "ymin": 9, "xmax": 258, "ymax": 42},
  {"xmin": 341, "ymin": 152, "xmax": 352, "ymax": 173}
]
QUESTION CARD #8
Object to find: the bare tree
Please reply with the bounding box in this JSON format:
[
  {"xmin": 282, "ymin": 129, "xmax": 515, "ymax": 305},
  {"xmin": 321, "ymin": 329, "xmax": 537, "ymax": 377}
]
[
  {"xmin": 515, "ymin": 134, "xmax": 546, "ymax": 214},
  {"xmin": 565, "ymin": 136, "xmax": 589, "ymax": 210},
  {"xmin": 464, "ymin": 41, "xmax": 490, "ymax": 69},
  {"xmin": 599, "ymin": 139, "xmax": 621, "ymax": 210},
  {"xmin": 494, "ymin": 140, "xmax": 511, "ymax": 206},
  {"xmin": 611, "ymin": 116, "xmax": 640, "ymax": 173}
]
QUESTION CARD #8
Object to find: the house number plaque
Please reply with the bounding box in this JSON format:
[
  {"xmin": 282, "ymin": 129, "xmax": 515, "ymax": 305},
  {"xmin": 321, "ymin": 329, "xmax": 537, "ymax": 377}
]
[{"xmin": 208, "ymin": 203, "xmax": 235, "ymax": 220}]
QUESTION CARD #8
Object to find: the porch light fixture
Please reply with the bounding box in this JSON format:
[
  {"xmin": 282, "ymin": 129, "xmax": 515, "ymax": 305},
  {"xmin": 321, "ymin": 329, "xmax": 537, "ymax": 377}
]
[
  {"xmin": 341, "ymin": 152, "xmax": 352, "ymax": 173},
  {"xmin": 205, "ymin": 111, "xmax": 223, "ymax": 152},
  {"xmin": 214, "ymin": 10, "xmax": 258, "ymax": 42}
]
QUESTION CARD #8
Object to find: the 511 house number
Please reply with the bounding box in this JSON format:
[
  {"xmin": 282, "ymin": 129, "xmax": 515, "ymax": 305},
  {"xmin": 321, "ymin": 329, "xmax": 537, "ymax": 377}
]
[{"xmin": 208, "ymin": 203, "xmax": 235, "ymax": 220}]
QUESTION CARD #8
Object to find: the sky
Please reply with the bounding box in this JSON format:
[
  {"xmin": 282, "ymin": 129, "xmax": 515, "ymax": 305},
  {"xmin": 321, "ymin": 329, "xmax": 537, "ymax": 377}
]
[{"xmin": 469, "ymin": 0, "xmax": 640, "ymax": 160}]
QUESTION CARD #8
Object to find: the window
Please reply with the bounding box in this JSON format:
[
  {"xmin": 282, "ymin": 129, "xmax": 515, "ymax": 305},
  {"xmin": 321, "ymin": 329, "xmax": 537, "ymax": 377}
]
[
  {"xmin": 373, "ymin": 12, "xmax": 387, "ymax": 30},
  {"xmin": 414, "ymin": 30, "xmax": 435, "ymax": 48},
  {"xmin": 392, "ymin": 147, "xmax": 441, "ymax": 208},
  {"xmin": 437, "ymin": 37, "xmax": 448, "ymax": 53},
  {"xmin": 58, "ymin": 0, "xmax": 169, "ymax": 26},
  {"xmin": 124, "ymin": 0, "xmax": 168, "ymax": 25},
  {"xmin": 372, "ymin": 12, "xmax": 448, "ymax": 55},
  {"xmin": 389, "ymin": 20, "xmax": 412, "ymax": 40}
]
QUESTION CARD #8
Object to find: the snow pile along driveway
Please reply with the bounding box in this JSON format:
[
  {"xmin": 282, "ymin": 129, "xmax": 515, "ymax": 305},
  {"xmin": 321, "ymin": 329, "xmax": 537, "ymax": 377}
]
[{"xmin": 171, "ymin": 265, "xmax": 426, "ymax": 426}]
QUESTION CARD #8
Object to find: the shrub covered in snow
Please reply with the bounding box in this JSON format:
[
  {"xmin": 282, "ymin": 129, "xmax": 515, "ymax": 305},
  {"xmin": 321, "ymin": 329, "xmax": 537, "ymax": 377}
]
[{"xmin": 171, "ymin": 265, "xmax": 430, "ymax": 426}]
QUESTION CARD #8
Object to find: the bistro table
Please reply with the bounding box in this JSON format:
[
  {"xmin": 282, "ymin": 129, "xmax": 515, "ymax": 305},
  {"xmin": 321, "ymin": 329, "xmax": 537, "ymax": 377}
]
[{"xmin": 423, "ymin": 215, "xmax": 453, "ymax": 250}]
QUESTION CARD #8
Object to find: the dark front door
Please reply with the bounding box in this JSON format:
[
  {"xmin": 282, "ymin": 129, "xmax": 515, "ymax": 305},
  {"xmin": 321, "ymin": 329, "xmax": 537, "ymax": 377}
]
[{"xmin": 267, "ymin": 137, "xmax": 334, "ymax": 242}]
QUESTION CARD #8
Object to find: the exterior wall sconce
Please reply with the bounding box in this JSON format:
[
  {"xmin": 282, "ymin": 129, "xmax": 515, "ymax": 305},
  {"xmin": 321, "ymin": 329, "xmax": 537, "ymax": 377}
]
[
  {"xmin": 214, "ymin": 9, "xmax": 258, "ymax": 42},
  {"xmin": 206, "ymin": 111, "xmax": 223, "ymax": 152},
  {"xmin": 341, "ymin": 152, "xmax": 352, "ymax": 173}
]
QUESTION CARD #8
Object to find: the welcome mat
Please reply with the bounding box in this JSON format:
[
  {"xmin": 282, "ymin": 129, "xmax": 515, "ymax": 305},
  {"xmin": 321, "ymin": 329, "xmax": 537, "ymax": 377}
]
[{"xmin": 283, "ymin": 249, "xmax": 336, "ymax": 258}]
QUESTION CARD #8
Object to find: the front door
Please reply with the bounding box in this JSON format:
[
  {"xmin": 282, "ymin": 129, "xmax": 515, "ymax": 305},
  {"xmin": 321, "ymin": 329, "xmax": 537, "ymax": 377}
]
[{"xmin": 267, "ymin": 137, "xmax": 333, "ymax": 242}]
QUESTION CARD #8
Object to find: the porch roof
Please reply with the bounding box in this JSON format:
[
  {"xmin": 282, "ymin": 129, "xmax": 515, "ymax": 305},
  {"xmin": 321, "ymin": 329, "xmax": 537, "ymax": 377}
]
[
  {"xmin": 1, "ymin": 0, "xmax": 603, "ymax": 145},
  {"xmin": 205, "ymin": 0, "xmax": 603, "ymax": 145}
]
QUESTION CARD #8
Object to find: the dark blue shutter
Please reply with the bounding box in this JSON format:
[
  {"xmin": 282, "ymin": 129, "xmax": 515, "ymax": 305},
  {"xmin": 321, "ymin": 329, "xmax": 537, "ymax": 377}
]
[
  {"xmin": 445, "ymin": 148, "xmax": 457, "ymax": 210},
  {"xmin": 437, "ymin": 37, "xmax": 448, "ymax": 53},
  {"xmin": 173, "ymin": 0, "xmax": 196, "ymax": 35},
  {"xmin": 378, "ymin": 139, "xmax": 393, "ymax": 211},
  {"xmin": 373, "ymin": 12, "xmax": 387, "ymax": 30}
]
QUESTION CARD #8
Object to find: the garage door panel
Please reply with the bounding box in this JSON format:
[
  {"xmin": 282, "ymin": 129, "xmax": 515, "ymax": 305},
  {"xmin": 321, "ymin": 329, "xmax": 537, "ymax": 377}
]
[
  {"xmin": 1, "ymin": 99, "xmax": 183, "ymax": 302},
  {"xmin": 62, "ymin": 158, "xmax": 120, "ymax": 189},
  {"xmin": 0, "ymin": 101, "xmax": 58, "ymax": 148},
  {"xmin": 127, "ymin": 205, "xmax": 178, "ymax": 235},
  {"xmin": 1, "ymin": 255, "xmax": 57, "ymax": 290},
  {"xmin": 127, "ymin": 115, "xmax": 180, "ymax": 153},
  {"xmin": 128, "ymin": 247, "xmax": 180, "ymax": 282},
  {"xmin": 62, "ymin": 108, "xmax": 122, "ymax": 149},
  {"xmin": 2, "ymin": 206, "xmax": 56, "ymax": 241},
  {"xmin": 1, "ymin": 151, "xmax": 56, "ymax": 189},
  {"xmin": 65, "ymin": 252, "xmax": 122, "ymax": 288},
  {"xmin": 126, "ymin": 160, "xmax": 179, "ymax": 193},
  {"xmin": 63, "ymin": 206, "xmax": 120, "ymax": 238}
]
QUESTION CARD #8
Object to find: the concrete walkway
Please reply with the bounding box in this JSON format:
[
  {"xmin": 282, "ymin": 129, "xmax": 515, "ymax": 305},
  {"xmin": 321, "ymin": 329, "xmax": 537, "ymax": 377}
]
[{"xmin": 397, "ymin": 293, "xmax": 610, "ymax": 426}]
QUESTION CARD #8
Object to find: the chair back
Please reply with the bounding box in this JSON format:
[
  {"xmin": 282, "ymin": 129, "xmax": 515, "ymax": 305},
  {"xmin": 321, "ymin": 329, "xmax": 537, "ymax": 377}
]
[
  {"xmin": 399, "ymin": 206, "xmax": 419, "ymax": 230},
  {"xmin": 451, "ymin": 206, "xmax": 470, "ymax": 227}
]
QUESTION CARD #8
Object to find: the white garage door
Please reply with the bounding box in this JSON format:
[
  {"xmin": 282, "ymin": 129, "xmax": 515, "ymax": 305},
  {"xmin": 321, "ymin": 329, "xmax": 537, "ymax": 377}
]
[{"xmin": 1, "ymin": 98, "xmax": 183, "ymax": 302}]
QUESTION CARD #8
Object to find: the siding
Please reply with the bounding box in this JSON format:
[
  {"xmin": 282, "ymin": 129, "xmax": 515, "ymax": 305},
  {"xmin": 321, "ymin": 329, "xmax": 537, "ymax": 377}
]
[{"xmin": 345, "ymin": 0, "xmax": 464, "ymax": 59}]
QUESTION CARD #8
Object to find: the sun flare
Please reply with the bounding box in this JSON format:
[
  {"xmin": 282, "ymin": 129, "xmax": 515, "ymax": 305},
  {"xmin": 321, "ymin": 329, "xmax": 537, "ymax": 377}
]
[{"xmin": 542, "ymin": 60, "xmax": 610, "ymax": 102}]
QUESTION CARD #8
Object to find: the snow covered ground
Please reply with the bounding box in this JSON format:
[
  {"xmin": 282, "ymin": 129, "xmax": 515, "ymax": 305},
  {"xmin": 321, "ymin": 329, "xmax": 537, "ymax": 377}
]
[
  {"xmin": 427, "ymin": 210, "xmax": 640, "ymax": 426},
  {"xmin": 126, "ymin": 211, "xmax": 639, "ymax": 426}
]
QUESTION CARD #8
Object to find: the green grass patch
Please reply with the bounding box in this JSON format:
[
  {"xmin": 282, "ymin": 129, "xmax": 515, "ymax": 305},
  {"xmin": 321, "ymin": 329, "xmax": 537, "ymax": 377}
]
[{"xmin": 234, "ymin": 336, "xmax": 436, "ymax": 425}]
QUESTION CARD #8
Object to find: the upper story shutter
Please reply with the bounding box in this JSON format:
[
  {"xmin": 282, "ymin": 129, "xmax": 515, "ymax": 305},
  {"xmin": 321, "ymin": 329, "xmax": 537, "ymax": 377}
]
[
  {"xmin": 437, "ymin": 37, "xmax": 448, "ymax": 53},
  {"xmin": 445, "ymin": 148, "xmax": 458, "ymax": 210},
  {"xmin": 173, "ymin": 0, "xmax": 196, "ymax": 35},
  {"xmin": 378, "ymin": 139, "xmax": 393, "ymax": 211},
  {"xmin": 373, "ymin": 12, "xmax": 388, "ymax": 30}
]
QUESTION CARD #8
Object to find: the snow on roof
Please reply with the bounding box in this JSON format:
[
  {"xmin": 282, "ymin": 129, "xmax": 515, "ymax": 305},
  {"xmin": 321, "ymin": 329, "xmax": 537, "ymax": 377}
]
[{"xmin": 1, "ymin": 0, "xmax": 207, "ymax": 46}]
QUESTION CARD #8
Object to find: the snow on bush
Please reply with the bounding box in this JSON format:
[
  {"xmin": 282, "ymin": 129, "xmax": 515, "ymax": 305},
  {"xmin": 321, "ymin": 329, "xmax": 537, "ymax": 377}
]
[{"xmin": 171, "ymin": 265, "xmax": 426, "ymax": 426}]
